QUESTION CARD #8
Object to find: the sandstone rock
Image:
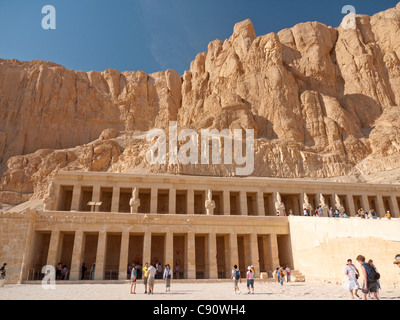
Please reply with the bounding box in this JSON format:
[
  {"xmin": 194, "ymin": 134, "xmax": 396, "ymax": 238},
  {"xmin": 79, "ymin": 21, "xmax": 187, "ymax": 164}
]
[{"xmin": 1, "ymin": 3, "xmax": 400, "ymax": 205}]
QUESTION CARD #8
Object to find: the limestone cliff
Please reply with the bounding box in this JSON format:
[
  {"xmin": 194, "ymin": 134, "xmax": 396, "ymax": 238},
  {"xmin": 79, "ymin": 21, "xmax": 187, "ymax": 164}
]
[{"xmin": 1, "ymin": 3, "xmax": 400, "ymax": 205}]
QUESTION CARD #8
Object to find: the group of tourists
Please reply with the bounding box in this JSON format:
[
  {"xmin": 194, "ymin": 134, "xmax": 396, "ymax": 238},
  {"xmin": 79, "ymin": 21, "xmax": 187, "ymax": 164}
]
[
  {"xmin": 343, "ymin": 255, "xmax": 382, "ymax": 300},
  {"xmin": 275, "ymin": 266, "xmax": 291, "ymax": 285},
  {"xmin": 129, "ymin": 262, "xmax": 172, "ymax": 294},
  {"xmin": 231, "ymin": 264, "xmax": 260, "ymax": 294},
  {"xmin": 343, "ymin": 253, "xmax": 400, "ymax": 300},
  {"xmin": 279, "ymin": 206, "xmax": 394, "ymax": 219},
  {"xmin": 56, "ymin": 262, "xmax": 69, "ymax": 280}
]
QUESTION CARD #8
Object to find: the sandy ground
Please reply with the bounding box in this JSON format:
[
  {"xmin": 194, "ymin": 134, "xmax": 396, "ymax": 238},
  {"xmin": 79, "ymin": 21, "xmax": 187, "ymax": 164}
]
[{"xmin": 1, "ymin": 280, "xmax": 399, "ymax": 300}]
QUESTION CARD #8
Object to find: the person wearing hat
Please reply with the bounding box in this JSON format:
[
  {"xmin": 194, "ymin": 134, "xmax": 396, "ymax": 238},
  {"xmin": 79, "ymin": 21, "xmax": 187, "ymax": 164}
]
[
  {"xmin": 246, "ymin": 266, "xmax": 255, "ymax": 294},
  {"xmin": 394, "ymin": 254, "xmax": 400, "ymax": 268}
]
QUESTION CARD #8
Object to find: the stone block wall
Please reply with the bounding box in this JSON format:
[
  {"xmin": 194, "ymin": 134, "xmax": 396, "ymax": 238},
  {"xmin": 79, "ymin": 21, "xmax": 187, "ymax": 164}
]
[
  {"xmin": 288, "ymin": 216, "xmax": 400, "ymax": 288},
  {"xmin": 0, "ymin": 212, "xmax": 33, "ymax": 284}
]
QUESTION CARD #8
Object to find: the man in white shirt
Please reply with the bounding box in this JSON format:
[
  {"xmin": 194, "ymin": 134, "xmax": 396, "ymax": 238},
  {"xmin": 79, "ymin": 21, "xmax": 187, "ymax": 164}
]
[{"xmin": 147, "ymin": 263, "xmax": 157, "ymax": 294}]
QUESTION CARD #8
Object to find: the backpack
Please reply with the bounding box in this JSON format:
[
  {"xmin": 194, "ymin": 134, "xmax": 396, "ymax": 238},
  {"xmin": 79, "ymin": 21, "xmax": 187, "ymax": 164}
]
[
  {"xmin": 363, "ymin": 263, "xmax": 380, "ymax": 282},
  {"xmin": 234, "ymin": 269, "xmax": 240, "ymax": 280}
]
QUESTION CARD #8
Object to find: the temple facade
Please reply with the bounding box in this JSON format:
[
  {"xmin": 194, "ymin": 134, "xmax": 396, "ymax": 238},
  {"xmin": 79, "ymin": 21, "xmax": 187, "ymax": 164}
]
[{"xmin": 1, "ymin": 171, "xmax": 400, "ymax": 284}]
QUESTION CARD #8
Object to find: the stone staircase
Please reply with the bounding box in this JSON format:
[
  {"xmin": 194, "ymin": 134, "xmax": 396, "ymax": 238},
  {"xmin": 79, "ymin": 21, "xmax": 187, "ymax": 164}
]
[{"xmin": 290, "ymin": 270, "xmax": 305, "ymax": 282}]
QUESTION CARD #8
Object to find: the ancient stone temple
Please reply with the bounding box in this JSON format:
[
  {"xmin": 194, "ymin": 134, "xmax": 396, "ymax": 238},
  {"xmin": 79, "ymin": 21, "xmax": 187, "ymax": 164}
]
[
  {"xmin": 1, "ymin": 171, "xmax": 400, "ymax": 285},
  {"xmin": 2, "ymin": 3, "xmax": 400, "ymax": 288}
]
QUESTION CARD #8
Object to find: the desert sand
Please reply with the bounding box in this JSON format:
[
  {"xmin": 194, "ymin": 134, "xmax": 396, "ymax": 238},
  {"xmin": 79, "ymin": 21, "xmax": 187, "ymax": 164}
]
[{"xmin": 1, "ymin": 280, "xmax": 399, "ymax": 300}]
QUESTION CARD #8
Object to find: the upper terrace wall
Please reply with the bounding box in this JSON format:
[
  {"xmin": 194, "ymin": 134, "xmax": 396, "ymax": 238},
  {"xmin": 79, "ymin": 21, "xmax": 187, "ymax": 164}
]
[{"xmin": 288, "ymin": 216, "xmax": 400, "ymax": 288}]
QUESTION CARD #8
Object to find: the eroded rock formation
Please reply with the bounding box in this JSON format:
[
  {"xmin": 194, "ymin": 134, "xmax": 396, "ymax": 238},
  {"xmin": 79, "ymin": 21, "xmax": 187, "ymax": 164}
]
[{"xmin": 1, "ymin": 3, "xmax": 400, "ymax": 205}]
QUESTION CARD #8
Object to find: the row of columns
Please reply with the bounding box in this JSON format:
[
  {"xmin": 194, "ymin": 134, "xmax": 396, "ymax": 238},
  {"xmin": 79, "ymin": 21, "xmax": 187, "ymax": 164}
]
[
  {"xmin": 44, "ymin": 229, "xmax": 281, "ymax": 281},
  {"xmin": 59, "ymin": 183, "xmax": 400, "ymax": 217}
]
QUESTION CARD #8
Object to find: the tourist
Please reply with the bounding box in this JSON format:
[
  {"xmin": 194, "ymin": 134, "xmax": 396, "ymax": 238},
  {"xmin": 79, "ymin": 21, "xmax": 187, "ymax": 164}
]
[
  {"xmin": 276, "ymin": 211, "xmax": 280, "ymax": 216},
  {"xmin": 278, "ymin": 266, "xmax": 285, "ymax": 286},
  {"xmin": 130, "ymin": 264, "xmax": 137, "ymax": 294},
  {"xmin": 246, "ymin": 266, "xmax": 254, "ymax": 294},
  {"xmin": 61, "ymin": 265, "xmax": 69, "ymax": 280},
  {"xmin": 155, "ymin": 261, "xmax": 159, "ymax": 278},
  {"xmin": 318, "ymin": 206, "xmax": 323, "ymax": 217},
  {"xmin": 231, "ymin": 265, "xmax": 241, "ymax": 294},
  {"xmin": 142, "ymin": 262, "xmax": 149, "ymax": 294},
  {"xmin": 356, "ymin": 255, "xmax": 379, "ymax": 300},
  {"xmin": 288, "ymin": 209, "xmax": 293, "ymax": 216},
  {"xmin": 394, "ymin": 254, "xmax": 400, "ymax": 274},
  {"xmin": 155, "ymin": 260, "xmax": 163, "ymax": 279},
  {"xmin": 368, "ymin": 260, "xmax": 380, "ymax": 298},
  {"xmin": 368, "ymin": 209, "xmax": 377, "ymax": 219},
  {"xmin": 343, "ymin": 259, "xmax": 360, "ymax": 299},
  {"xmin": 147, "ymin": 263, "xmax": 157, "ymax": 294},
  {"xmin": 303, "ymin": 208, "xmax": 307, "ymax": 216},
  {"xmin": 81, "ymin": 263, "xmax": 87, "ymax": 280},
  {"xmin": 0, "ymin": 263, "xmax": 7, "ymax": 280},
  {"xmin": 285, "ymin": 266, "xmax": 291, "ymax": 282},
  {"xmin": 343, "ymin": 212, "xmax": 349, "ymax": 218},
  {"xmin": 386, "ymin": 211, "xmax": 391, "ymax": 219},
  {"xmin": 394, "ymin": 254, "xmax": 400, "ymax": 267},
  {"xmin": 329, "ymin": 207, "xmax": 333, "ymax": 217},
  {"xmin": 90, "ymin": 262, "xmax": 95, "ymax": 280},
  {"xmin": 56, "ymin": 262, "xmax": 62, "ymax": 280},
  {"xmin": 163, "ymin": 264, "xmax": 172, "ymax": 292},
  {"xmin": 175, "ymin": 263, "xmax": 180, "ymax": 279}
]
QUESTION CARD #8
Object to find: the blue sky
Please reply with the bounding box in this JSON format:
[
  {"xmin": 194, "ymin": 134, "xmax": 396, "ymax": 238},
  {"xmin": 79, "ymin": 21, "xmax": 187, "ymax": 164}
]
[{"xmin": 0, "ymin": 0, "xmax": 397, "ymax": 75}]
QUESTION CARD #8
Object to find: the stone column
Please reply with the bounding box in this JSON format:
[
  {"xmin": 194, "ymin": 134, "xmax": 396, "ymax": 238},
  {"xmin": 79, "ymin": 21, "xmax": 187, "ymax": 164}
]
[
  {"xmin": 187, "ymin": 189, "xmax": 195, "ymax": 215},
  {"xmin": 249, "ymin": 233, "xmax": 259, "ymax": 277},
  {"xmin": 360, "ymin": 194, "xmax": 369, "ymax": 211},
  {"xmin": 143, "ymin": 232, "xmax": 152, "ymax": 265},
  {"xmin": 165, "ymin": 232, "xmax": 174, "ymax": 275},
  {"xmin": 269, "ymin": 234, "xmax": 280, "ymax": 271},
  {"xmin": 169, "ymin": 188, "xmax": 176, "ymax": 214},
  {"xmin": 92, "ymin": 185, "xmax": 101, "ymax": 212},
  {"xmin": 118, "ymin": 231, "xmax": 130, "ymax": 280},
  {"xmin": 150, "ymin": 188, "xmax": 158, "ymax": 214},
  {"xmin": 346, "ymin": 194, "xmax": 356, "ymax": 216},
  {"xmin": 299, "ymin": 192, "xmax": 305, "ymax": 214},
  {"xmin": 223, "ymin": 190, "xmax": 230, "ymax": 215},
  {"xmin": 390, "ymin": 195, "xmax": 400, "ymax": 218},
  {"xmin": 229, "ymin": 233, "xmax": 239, "ymax": 271},
  {"xmin": 69, "ymin": 231, "xmax": 84, "ymax": 281},
  {"xmin": 257, "ymin": 192, "xmax": 265, "ymax": 216},
  {"xmin": 208, "ymin": 233, "xmax": 218, "ymax": 279},
  {"xmin": 70, "ymin": 185, "xmax": 82, "ymax": 211},
  {"xmin": 240, "ymin": 191, "xmax": 248, "ymax": 215},
  {"xmin": 376, "ymin": 195, "xmax": 386, "ymax": 218},
  {"xmin": 186, "ymin": 232, "xmax": 196, "ymax": 279},
  {"xmin": 94, "ymin": 231, "xmax": 107, "ymax": 280},
  {"xmin": 46, "ymin": 230, "xmax": 61, "ymax": 268},
  {"xmin": 111, "ymin": 186, "xmax": 120, "ymax": 213}
]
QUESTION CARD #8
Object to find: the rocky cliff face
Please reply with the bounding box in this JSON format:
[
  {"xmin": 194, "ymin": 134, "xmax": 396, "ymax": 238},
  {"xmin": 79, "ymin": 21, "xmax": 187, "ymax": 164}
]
[{"xmin": 1, "ymin": 3, "xmax": 400, "ymax": 205}]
